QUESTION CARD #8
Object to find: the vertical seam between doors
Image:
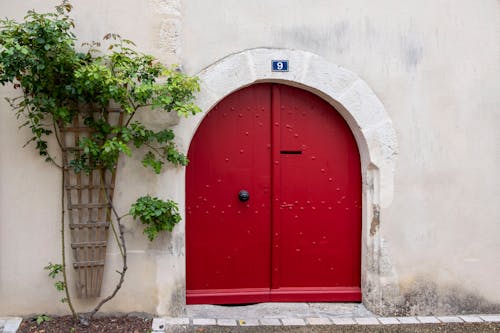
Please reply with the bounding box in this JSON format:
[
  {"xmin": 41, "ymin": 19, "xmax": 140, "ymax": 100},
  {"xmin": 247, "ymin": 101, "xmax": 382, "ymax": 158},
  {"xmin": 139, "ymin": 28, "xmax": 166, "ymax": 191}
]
[{"xmin": 270, "ymin": 84, "xmax": 281, "ymax": 291}]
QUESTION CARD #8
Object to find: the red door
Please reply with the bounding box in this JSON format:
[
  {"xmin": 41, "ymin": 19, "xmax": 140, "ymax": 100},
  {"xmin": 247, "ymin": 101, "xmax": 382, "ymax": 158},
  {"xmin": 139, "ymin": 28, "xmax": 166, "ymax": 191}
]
[{"xmin": 186, "ymin": 83, "xmax": 361, "ymax": 304}]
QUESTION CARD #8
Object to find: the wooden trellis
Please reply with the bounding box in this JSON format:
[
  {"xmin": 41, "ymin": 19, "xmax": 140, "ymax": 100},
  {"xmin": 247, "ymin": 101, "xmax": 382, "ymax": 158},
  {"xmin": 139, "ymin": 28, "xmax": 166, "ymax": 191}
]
[{"xmin": 60, "ymin": 109, "xmax": 123, "ymax": 298}]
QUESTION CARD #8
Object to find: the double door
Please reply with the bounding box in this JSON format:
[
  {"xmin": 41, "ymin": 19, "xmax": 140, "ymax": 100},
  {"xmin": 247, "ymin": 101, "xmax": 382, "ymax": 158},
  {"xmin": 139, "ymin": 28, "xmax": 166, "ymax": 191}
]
[{"xmin": 186, "ymin": 83, "xmax": 361, "ymax": 304}]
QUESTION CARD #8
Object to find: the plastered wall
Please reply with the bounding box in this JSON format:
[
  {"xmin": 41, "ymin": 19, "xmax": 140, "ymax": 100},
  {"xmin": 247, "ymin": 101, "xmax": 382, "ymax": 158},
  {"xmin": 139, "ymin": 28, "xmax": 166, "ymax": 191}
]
[{"xmin": 1, "ymin": 0, "xmax": 499, "ymax": 316}]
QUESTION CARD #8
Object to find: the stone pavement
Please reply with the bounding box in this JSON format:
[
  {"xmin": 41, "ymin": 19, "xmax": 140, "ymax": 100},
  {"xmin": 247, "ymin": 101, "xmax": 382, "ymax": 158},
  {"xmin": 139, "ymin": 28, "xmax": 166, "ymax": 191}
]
[
  {"xmin": 0, "ymin": 317, "xmax": 22, "ymax": 333},
  {"xmin": 152, "ymin": 303, "xmax": 500, "ymax": 333}
]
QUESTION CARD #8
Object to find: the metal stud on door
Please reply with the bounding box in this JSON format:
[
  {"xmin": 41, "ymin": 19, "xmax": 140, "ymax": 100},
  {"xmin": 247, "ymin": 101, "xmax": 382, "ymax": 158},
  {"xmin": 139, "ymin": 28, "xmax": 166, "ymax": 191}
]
[{"xmin": 186, "ymin": 83, "xmax": 361, "ymax": 304}]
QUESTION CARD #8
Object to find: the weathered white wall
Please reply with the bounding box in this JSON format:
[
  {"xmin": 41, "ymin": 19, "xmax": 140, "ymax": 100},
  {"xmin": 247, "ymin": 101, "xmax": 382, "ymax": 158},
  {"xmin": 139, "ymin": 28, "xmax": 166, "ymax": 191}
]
[{"xmin": 1, "ymin": 0, "xmax": 499, "ymax": 316}]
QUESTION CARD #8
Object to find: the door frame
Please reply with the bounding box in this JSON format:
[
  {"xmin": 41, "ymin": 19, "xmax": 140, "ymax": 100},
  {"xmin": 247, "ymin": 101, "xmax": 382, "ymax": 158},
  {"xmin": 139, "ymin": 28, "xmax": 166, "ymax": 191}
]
[{"xmin": 174, "ymin": 48, "xmax": 398, "ymax": 313}]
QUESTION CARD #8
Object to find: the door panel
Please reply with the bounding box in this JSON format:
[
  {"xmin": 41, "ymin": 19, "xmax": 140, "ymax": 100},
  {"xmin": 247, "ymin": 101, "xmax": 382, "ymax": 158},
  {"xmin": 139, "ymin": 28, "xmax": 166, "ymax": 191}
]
[
  {"xmin": 271, "ymin": 85, "xmax": 361, "ymax": 301},
  {"xmin": 186, "ymin": 83, "xmax": 361, "ymax": 304},
  {"xmin": 186, "ymin": 84, "xmax": 272, "ymax": 302}
]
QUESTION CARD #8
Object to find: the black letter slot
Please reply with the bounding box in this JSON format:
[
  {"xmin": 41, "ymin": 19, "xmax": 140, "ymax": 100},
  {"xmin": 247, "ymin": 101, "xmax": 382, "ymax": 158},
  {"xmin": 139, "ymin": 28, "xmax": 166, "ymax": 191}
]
[{"xmin": 280, "ymin": 150, "xmax": 302, "ymax": 155}]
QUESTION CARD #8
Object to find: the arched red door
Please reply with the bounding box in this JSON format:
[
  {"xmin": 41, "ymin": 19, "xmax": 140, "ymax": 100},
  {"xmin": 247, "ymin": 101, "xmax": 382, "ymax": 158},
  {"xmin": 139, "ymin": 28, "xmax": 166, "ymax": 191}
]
[{"xmin": 186, "ymin": 83, "xmax": 361, "ymax": 304}]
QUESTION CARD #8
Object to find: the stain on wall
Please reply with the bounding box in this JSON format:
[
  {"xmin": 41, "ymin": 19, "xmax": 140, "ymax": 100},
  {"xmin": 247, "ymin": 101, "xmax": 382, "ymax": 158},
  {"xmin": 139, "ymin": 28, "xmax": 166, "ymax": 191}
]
[
  {"xmin": 168, "ymin": 283, "xmax": 187, "ymax": 316},
  {"xmin": 400, "ymin": 22, "xmax": 424, "ymax": 70},
  {"xmin": 370, "ymin": 204, "xmax": 380, "ymax": 236},
  {"xmin": 390, "ymin": 278, "xmax": 500, "ymax": 316},
  {"xmin": 274, "ymin": 21, "xmax": 351, "ymax": 55}
]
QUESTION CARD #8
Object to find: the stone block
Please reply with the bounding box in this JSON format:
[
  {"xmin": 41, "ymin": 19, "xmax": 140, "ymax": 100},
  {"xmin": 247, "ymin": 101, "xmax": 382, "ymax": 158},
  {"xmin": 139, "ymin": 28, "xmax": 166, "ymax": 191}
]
[
  {"xmin": 378, "ymin": 317, "xmax": 400, "ymax": 325},
  {"xmin": 397, "ymin": 317, "xmax": 419, "ymax": 324},
  {"xmin": 417, "ymin": 316, "xmax": 440, "ymax": 324},
  {"xmin": 164, "ymin": 317, "xmax": 190, "ymax": 325},
  {"xmin": 306, "ymin": 317, "xmax": 332, "ymax": 325},
  {"xmin": 281, "ymin": 318, "xmax": 306, "ymax": 326},
  {"xmin": 460, "ymin": 316, "xmax": 483, "ymax": 323},
  {"xmin": 355, "ymin": 317, "xmax": 380, "ymax": 325},
  {"xmin": 259, "ymin": 318, "xmax": 282, "ymax": 326},
  {"xmin": 152, "ymin": 318, "xmax": 165, "ymax": 331},
  {"xmin": 331, "ymin": 317, "xmax": 356, "ymax": 325},
  {"xmin": 3, "ymin": 318, "xmax": 22, "ymax": 333},
  {"xmin": 479, "ymin": 315, "xmax": 500, "ymax": 322},
  {"xmin": 192, "ymin": 318, "xmax": 216, "ymax": 325},
  {"xmin": 238, "ymin": 319, "xmax": 259, "ymax": 326},
  {"xmin": 437, "ymin": 316, "xmax": 463, "ymax": 323},
  {"xmin": 217, "ymin": 319, "xmax": 237, "ymax": 326}
]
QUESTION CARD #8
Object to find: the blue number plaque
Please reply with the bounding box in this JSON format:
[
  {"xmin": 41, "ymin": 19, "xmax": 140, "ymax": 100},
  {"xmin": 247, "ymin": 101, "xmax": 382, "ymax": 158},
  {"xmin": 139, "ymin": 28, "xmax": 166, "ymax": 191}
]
[{"xmin": 272, "ymin": 60, "xmax": 289, "ymax": 72}]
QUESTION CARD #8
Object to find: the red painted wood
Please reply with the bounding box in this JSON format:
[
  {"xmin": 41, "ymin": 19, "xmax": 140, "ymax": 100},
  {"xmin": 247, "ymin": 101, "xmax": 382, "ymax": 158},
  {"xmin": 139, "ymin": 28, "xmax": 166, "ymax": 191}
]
[
  {"xmin": 275, "ymin": 84, "xmax": 361, "ymax": 293},
  {"xmin": 187, "ymin": 287, "xmax": 360, "ymax": 304},
  {"xmin": 270, "ymin": 287, "xmax": 361, "ymax": 302},
  {"xmin": 186, "ymin": 83, "xmax": 361, "ymax": 304},
  {"xmin": 186, "ymin": 84, "xmax": 272, "ymax": 303},
  {"xmin": 187, "ymin": 288, "xmax": 270, "ymax": 305},
  {"xmin": 270, "ymin": 84, "xmax": 282, "ymax": 290}
]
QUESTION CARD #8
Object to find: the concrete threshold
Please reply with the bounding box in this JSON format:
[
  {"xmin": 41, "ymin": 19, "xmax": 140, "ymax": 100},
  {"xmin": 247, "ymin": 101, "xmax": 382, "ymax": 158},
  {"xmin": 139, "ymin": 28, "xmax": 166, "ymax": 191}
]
[{"xmin": 152, "ymin": 303, "xmax": 500, "ymax": 333}]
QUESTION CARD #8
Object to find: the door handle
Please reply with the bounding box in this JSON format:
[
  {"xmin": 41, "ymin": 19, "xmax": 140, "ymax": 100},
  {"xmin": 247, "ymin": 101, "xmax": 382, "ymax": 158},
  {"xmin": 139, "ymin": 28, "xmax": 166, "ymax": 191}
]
[{"xmin": 238, "ymin": 190, "xmax": 250, "ymax": 202}]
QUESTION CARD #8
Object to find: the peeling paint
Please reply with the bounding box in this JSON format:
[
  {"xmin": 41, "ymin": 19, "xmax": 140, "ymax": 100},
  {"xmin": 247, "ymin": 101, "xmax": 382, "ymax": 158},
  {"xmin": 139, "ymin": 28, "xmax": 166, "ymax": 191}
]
[
  {"xmin": 150, "ymin": 0, "xmax": 181, "ymax": 17},
  {"xmin": 150, "ymin": 0, "xmax": 182, "ymax": 64}
]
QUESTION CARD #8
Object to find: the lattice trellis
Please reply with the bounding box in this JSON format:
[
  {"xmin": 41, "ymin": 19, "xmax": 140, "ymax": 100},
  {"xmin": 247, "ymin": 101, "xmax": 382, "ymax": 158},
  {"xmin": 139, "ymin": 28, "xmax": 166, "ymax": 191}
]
[{"xmin": 60, "ymin": 109, "xmax": 123, "ymax": 298}]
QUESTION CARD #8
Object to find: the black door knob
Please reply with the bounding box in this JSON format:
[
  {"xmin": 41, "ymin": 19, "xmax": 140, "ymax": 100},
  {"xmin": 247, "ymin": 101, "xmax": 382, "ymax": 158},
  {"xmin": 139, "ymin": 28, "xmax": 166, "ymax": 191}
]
[{"xmin": 238, "ymin": 190, "xmax": 250, "ymax": 202}]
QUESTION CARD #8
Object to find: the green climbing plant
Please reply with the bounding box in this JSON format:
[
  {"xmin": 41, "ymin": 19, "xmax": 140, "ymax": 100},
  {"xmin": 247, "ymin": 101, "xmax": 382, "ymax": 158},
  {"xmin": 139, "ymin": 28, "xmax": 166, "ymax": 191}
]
[
  {"xmin": 0, "ymin": 1, "xmax": 200, "ymax": 325},
  {"xmin": 130, "ymin": 195, "xmax": 182, "ymax": 241}
]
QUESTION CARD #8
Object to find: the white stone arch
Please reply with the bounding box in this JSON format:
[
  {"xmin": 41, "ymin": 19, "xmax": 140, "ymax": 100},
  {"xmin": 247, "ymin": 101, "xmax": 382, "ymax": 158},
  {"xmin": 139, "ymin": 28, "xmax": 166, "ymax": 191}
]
[{"xmin": 174, "ymin": 48, "xmax": 398, "ymax": 312}]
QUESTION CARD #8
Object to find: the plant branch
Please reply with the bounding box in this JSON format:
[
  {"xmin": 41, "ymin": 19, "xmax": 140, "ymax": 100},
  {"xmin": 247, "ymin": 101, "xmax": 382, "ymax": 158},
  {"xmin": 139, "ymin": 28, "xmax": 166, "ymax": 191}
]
[
  {"xmin": 53, "ymin": 121, "xmax": 64, "ymax": 149},
  {"xmin": 43, "ymin": 121, "xmax": 64, "ymax": 170},
  {"xmin": 118, "ymin": 213, "xmax": 131, "ymax": 220},
  {"xmin": 109, "ymin": 215, "xmax": 124, "ymax": 257},
  {"xmin": 47, "ymin": 156, "xmax": 64, "ymax": 169},
  {"xmin": 123, "ymin": 94, "xmax": 141, "ymax": 127},
  {"xmin": 60, "ymin": 166, "xmax": 77, "ymax": 319},
  {"xmin": 144, "ymin": 142, "xmax": 166, "ymax": 158}
]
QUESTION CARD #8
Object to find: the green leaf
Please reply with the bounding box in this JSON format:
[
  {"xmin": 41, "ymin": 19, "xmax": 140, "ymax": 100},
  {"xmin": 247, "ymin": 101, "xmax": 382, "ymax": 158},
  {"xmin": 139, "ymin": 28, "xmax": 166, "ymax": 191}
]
[
  {"xmin": 44, "ymin": 262, "xmax": 63, "ymax": 279},
  {"xmin": 130, "ymin": 195, "xmax": 181, "ymax": 241},
  {"xmin": 54, "ymin": 280, "xmax": 65, "ymax": 291},
  {"xmin": 35, "ymin": 314, "xmax": 51, "ymax": 325}
]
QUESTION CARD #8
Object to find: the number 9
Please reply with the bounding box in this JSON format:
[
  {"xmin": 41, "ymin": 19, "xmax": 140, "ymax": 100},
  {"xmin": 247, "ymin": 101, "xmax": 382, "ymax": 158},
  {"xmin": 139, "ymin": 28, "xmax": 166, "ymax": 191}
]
[{"xmin": 276, "ymin": 62, "xmax": 283, "ymax": 70}]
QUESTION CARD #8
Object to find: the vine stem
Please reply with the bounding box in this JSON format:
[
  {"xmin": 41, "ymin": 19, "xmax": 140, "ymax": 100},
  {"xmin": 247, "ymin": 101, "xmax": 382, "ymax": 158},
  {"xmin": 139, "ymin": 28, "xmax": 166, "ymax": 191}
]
[
  {"xmin": 49, "ymin": 121, "xmax": 64, "ymax": 169},
  {"xmin": 118, "ymin": 213, "xmax": 131, "ymax": 220},
  {"xmin": 109, "ymin": 213, "xmax": 124, "ymax": 257},
  {"xmin": 60, "ymin": 162, "xmax": 77, "ymax": 319},
  {"xmin": 123, "ymin": 99, "xmax": 138, "ymax": 127}
]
